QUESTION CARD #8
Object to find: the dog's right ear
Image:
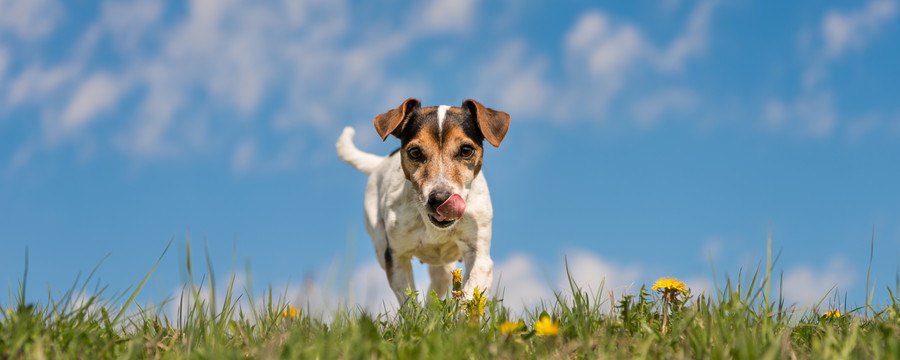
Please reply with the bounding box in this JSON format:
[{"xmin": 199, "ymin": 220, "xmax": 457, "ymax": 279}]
[{"xmin": 373, "ymin": 98, "xmax": 421, "ymax": 141}]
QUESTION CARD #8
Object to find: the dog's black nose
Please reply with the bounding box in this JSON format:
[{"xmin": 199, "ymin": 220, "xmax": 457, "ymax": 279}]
[{"xmin": 427, "ymin": 190, "xmax": 452, "ymax": 211}]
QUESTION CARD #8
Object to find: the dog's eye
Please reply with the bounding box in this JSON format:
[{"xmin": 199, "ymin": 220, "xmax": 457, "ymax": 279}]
[
  {"xmin": 407, "ymin": 147, "xmax": 424, "ymax": 161},
  {"xmin": 459, "ymin": 145, "xmax": 475, "ymax": 159}
]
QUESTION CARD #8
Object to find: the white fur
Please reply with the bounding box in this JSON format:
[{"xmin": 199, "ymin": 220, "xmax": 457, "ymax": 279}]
[
  {"xmin": 336, "ymin": 127, "xmax": 383, "ymax": 174},
  {"xmin": 336, "ymin": 126, "xmax": 494, "ymax": 303},
  {"xmin": 437, "ymin": 105, "xmax": 450, "ymax": 135}
]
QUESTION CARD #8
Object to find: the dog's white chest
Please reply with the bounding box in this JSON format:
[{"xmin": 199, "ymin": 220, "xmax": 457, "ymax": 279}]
[
  {"xmin": 412, "ymin": 235, "xmax": 463, "ymax": 265},
  {"xmin": 386, "ymin": 204, "xmax": 467, "ymax": 265}
]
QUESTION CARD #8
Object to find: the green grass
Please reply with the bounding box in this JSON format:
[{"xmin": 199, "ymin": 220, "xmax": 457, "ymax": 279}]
[{"xmin": 3, "ymin": 243, "xmax": 900, "ymax": 359}]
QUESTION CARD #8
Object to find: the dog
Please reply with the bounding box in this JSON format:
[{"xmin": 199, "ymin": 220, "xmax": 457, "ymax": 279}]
[{"xmin": 336, "ymin": 98, "xmax": 510, "ymax": 303}]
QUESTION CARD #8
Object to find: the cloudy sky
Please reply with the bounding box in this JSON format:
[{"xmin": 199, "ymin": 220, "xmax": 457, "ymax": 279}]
[{"xmin": 2, "ymin": 0, "xmax": 899, "ymax": 313}]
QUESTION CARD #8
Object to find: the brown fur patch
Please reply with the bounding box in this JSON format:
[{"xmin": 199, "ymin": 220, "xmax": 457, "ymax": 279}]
[
  {"xmin": 441, "ymin": 126, "xmax": 483, "ymax": 187},
  {"xmin": 418, "ymin": 107, "xmax": 437, "ymax": 116}
]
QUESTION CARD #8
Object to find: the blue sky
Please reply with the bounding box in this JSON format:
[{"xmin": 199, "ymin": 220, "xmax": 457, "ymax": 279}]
[{"xmin": 2, "ymin": 0, "xmax": 900, "ymax": 312}]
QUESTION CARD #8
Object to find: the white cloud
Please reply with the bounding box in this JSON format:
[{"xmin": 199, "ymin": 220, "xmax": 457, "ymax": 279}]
[
  {"xmin": 107, "ymin": 0, "xmax": 446, "ymax": 159},
  {"xmin": 565, "ymin": 0, "xmax": 718, "ymax": 78},
  {"xmin": 781, "ymin": 258, "xmax": 854, "ymax": 307},
  {"xmin": 763, "ymin": 92, "xmax": 836, "ymax": 138},
  {"xmin": 656, "ymin": 0, "xmax": 718, "ymax": 72},
  {"xmin": 475, "ymin": 41, "xmax": 551, "ymax": 118},
  {"xmin": 467, "ymin": 1, "xmax": 720, "ymax": 128},
  {"xmin": 492, "ymin": 253, "xmax": 553, "ymax": 310},
  {"xmin": 565, "ymin": 12, "xmax": 647, "ymax": 78},
  {"xmin": 822, "ymin": 0, "xmax": 898, "ymax": 58},
  {"xmin": 630, "ymin": 88, "xmax": 699, "ymax": 129},
  {"xmin": 779, "ymin": 0, "xmax": 899, "ymax": 139},
  {"xmin": 348, "ymin": 262, "xmax": 398, "ymax": 313},
  {"xmin": 7, "ymin": 64, "xmax": 80, "ymax": 107},
  {"xmin": 3, "ymin": 0, "xmax": 728, "ymax": 170},
  {"xmin": 560, "ymin": 251, "xmax": 641, "ymax": 296},
  {"xmin": 0, "ymin": 46, "xmax": 9, "ymax": 81},
  {"xmin": 61, "ymin": 72, "xmax": 124, "ymax": 132},
  {"xmin": 557, "ymin": 12, "xmax": 647, "ymax": 121},
  {"xmin": 100, "ymin": 0, "xmax": 163, "ymax": 53},
  {"xmin": 0, "ymin": 0, "xmax": 61, "ymax": 40},
  {"xmin": 4, "ymin": 0, "xmax": 461, "ymax": 168},
  {"xmin": 417, "ymin": 0, "xmax": 476, "ymax": 34},
  {"xmin": 683, "ymin": 275, "xmax": 714, "ymax": 296}
]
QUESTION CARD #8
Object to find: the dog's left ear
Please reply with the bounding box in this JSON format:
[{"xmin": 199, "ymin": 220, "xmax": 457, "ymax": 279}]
[
  {"xmin": 374, "ymin": 98, "xmax": 421, "ymax": 141},
  {"xmin": 463, "ymin": 99, "xmax": 510, "ymax": 147}
]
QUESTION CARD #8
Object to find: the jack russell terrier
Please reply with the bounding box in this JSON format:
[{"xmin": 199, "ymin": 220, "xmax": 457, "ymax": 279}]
[{"xmin": 336, "ymin": 98, "xmax": 510, "ymax": 303}]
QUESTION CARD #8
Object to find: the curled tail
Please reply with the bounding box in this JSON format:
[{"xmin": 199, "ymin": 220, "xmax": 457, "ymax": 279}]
[{"xmin": 336, "ymin": 127, "xmax": 384, "ymax": 175}]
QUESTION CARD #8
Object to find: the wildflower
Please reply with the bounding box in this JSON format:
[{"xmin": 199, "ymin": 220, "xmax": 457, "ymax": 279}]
[
  {"xmin": 464, "ymin": 288, "xmax": 486, "ymax": 320},
  {"xmin": 534, "ymin": 315, "xmax": 559, "ymax": 336},
  {"xmin": 282, "ymin": 305, "xmax": 299, "ymax": 319},
  {"xmin": 451, "ymin": 268, "xmax": 464, "ymax": 300},
  {"xmin": 498, "ymin": 320, "xmax": 525, "ymax": 335},
  {"xmin": 652, "ymin": 277, "xmax": 688, "ymax": 336},
  {"xmin": 823, "ymin": 309, "xmax": 842, "ymax": 319},
  {"xmin": 652, "ymin": 277, "xmax": 688, "ymax": 299}
]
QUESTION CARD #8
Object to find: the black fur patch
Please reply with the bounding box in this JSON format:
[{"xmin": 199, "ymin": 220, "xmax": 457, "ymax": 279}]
[
  {"xmin": 397, "ymin": 109, "xmax": 428, "ymax": 147},
  {"xmin": 444, "ymin": 106, "xmax": 485, "ymax": 146},
  {"xmin": 397, "ymin": 106, "xmax": 486, "ymax": 147},
  {"xmin": 384, "ymin": 246, "xmax": 393, "ymax": 277}
]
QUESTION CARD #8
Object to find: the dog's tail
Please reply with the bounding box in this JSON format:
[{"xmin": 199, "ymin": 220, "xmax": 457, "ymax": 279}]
[{"xmin": 336, "ymin": 127, "xmax": 384, "ymax": 175}]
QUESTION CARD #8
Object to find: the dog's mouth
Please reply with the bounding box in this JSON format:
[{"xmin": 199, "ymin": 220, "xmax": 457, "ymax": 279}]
[
  {"xmin": 426, "ymin": 193, "xmax": 466, "ymax": 229},
  {"xmin": 427, "ymin": 214, "xmax": 457, "ymax": 228}
]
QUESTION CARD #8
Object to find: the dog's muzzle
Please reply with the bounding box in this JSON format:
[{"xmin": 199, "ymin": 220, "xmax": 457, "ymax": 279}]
[{"xmin": 427, "ymin": 193, "xmax": 466, "ymax": 227}]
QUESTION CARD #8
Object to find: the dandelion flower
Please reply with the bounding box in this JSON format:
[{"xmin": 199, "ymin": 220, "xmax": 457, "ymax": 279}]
[
  {"xmin": 534, "ymin": 315, "xmax": 559, "ymax": 337},
  {"xmin": 465, "ymin": 288, "xmax": 486, "ymax": 320},
  {"xmin": 652, "ymin": 277, "xmax": 687, "ymax": 335},
  {"xmin": 282, "ymin": 305, "xmax": 299, "ymax": 319},
  {"xmin": 451, "ymin": 268, "xmax": 464, "ymax": 300},
  {"xmin": 823, "ymin": 309, "xmax": 842, "ymax": 319},
  {"xmin": 652, "ymin": 277, "xmax": 688, "ymax": 294},
  {"xmin": 498, "ymin": 320, "xmax": 525, "ymax": 335}
]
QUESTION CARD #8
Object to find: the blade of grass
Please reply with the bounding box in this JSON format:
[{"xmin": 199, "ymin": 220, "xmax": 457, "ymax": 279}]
[
  {"xmin": 112, "ymin": 240, "xmax": 172, "ymax": 325},
  {"xmin": 865, "ymin": 226, "xmax": 875, "ymax": 318}
]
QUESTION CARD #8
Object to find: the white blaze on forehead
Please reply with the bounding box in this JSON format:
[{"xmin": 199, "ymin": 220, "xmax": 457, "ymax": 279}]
[{"xmin": 437, "ymin": 105, "xmax": 450, "ymax": 133}]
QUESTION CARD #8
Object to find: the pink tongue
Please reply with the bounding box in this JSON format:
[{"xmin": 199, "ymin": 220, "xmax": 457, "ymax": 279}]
[{"xmin": 435, "ymin": 194, "xmax": 466, "ymax": 222}]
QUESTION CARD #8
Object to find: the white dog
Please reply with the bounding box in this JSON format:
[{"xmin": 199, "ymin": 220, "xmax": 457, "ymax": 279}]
[{"xmin": 336, "ymin": 98, "xmax": 510, "ymax": 303}]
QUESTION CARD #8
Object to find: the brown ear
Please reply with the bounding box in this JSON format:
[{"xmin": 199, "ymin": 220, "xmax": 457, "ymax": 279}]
[
  {"xmin": 373, "ymin": 98, "xmax": 420, "ymax": 141},
  {"xmin": 463, "ymin": 99, "xmax": 510, "ymax": 147}
]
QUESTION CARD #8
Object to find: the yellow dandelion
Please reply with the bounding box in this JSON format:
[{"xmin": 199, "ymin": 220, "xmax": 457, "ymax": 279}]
[
  {"xmin": 498, "ymin": 320, "xmax": 525, "ymax": 335},
  {"xmin": 465, "ymin": 288, "xmax": 486, "ymax": 320},
  {"xmin": 282, "ymin": 305, "xmax": 299, "ymax": 319},
  {"xmin": 652, "ymin": 277, "xmax": 688, "ymax": 294},
  {"xmin": 653, "ymin": 277, "xmax": 687, "ymax": 335},
  {"xmin": 823, "ymin": 309, "xmax": 842, "ymax": 319},
  {"xmin": 451, "ymin": 269, "xmax": 463, "ymax": 290},
  {"xmin": 451, "ymin": 268, "xmax": 464, "ymax": 300},
  {"xmin": 534, "ymin": 315, "xmax": 559, "ymax": 337}
]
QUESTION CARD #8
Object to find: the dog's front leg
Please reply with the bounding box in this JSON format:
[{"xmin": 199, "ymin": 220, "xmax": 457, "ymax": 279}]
[
  {"xmin": 385, "ymin": 250, "xmax": 416, "ymax": 305},
  {"xmin": 458, "ymin": 233, "xmax": 493, "ymax": 298}
]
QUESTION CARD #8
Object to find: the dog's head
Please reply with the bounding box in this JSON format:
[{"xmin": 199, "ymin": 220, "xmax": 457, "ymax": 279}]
[{"xmin": 374, "ymin": 98, "xmax": 510, "ymax": 229}]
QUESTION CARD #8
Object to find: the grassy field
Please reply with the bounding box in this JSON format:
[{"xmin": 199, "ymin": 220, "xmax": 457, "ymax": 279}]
[{"xmin": 3, "ymin": 243, "xmax": 900, "ymax": 359}]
